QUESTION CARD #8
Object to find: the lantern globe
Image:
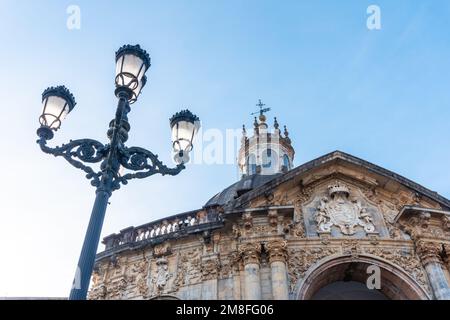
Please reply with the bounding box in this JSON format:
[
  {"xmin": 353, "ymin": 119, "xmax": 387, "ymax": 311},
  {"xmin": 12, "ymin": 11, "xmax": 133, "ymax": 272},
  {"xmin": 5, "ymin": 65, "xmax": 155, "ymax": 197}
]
[
  {"xmin": 115, "ymin": 44, "xmax": 151, "ymax": 97},
  {"xmin": 169, "ymin": 109, "xmax": 200, "ymax": 164},
  {"xmin": 39, "ymin": 85, "xmax": 76, "ymax": 131}
]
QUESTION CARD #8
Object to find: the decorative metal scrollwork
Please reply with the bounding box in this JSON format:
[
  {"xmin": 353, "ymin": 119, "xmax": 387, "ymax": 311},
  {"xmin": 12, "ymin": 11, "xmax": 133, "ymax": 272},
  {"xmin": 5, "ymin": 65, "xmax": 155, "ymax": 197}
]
[
  {"xmin": 117, "ymin": 146, "xmax": 185, "ymax": 183},
  {"xmin": 37, "ymin": 137, "xmax": 107, "ymax": 187}
]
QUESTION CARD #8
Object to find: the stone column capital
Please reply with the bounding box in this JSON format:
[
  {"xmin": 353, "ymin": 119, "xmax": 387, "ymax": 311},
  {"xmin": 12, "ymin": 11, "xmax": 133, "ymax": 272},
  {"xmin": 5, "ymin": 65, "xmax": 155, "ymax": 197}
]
[
  {"xmin": 238, "ymin": 242, "xmax": 261, "ymax": 265},
  {"xmin": 415, "ymin": 239, "xmax": 443, "ymax": 266},
  {"xmin": 265, "ymin": 239, "xmax": 288, "ymax": 264}
]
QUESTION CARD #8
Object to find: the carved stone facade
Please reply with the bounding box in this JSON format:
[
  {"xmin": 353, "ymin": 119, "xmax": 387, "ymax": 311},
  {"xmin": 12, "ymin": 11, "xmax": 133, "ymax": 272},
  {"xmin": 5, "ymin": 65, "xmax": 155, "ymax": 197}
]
[{"xmin": 89, "ymin": 150, "xmax": 450, "ymax": 300}]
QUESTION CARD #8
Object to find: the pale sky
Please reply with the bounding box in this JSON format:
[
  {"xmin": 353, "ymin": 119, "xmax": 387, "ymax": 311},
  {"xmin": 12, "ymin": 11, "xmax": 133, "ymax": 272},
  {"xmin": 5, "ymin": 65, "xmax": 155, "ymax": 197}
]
[{"xmin": 0, "ymin": 0, "xmax": 449, "ymax": 297}]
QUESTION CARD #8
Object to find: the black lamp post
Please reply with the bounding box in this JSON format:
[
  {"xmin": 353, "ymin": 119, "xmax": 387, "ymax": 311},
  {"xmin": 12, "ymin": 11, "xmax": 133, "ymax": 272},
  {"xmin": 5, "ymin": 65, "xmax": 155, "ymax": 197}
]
[{"xmin": 36, "ymin": 44, "xmax": 200, "ymax": 300}]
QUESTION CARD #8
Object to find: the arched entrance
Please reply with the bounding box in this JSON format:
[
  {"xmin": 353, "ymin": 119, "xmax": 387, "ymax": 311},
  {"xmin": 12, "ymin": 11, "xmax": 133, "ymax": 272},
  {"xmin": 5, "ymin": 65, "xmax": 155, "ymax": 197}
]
[
  {"xmin": 296, "ymin": 255, "xmax": 429, "ymax": 300},
  {"xmin": 311, "ymin": 280, "xmax": 388, "ymax": 300}
]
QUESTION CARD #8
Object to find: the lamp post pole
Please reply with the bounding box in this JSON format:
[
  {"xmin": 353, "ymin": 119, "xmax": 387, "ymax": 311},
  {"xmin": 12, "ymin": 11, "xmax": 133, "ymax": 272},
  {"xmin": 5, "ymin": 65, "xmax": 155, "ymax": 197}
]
[
  {"xmin": 36, "ymin": 44, "xmax": 200, "ymax": 300},
  {"xmin": 69, "ymin": 91, "xmax": 129, "ymax": 300}
]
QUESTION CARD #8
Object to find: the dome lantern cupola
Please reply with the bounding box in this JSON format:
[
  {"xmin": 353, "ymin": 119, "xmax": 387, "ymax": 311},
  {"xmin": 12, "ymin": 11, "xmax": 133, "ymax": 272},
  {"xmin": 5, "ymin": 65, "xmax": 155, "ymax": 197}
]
[{"xmin": 238, "ymin": 99, "xmax": 295, "ymax": 178}]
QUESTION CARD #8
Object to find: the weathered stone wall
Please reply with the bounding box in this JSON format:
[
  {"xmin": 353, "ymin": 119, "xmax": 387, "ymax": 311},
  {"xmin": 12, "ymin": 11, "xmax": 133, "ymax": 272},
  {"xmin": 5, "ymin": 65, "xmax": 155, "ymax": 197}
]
[{"xmin": 89, "ymin": 171, "xmax": 450, "ymax": 300}]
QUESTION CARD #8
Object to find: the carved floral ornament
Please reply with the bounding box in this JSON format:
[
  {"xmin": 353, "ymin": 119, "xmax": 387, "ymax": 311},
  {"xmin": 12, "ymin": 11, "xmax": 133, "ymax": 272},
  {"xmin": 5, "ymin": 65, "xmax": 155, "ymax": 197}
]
[{"xmin": 315, "ymin": 181, "xmax": 376, "ymax": 235}]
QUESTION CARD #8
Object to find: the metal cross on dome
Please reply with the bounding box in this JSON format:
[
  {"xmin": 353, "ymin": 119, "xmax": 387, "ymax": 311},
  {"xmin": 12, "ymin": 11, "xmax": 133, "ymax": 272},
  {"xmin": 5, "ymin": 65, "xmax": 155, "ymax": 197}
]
[{"xmin": 251, "ymin": 99, "xmax": 271, "ymax": 117}]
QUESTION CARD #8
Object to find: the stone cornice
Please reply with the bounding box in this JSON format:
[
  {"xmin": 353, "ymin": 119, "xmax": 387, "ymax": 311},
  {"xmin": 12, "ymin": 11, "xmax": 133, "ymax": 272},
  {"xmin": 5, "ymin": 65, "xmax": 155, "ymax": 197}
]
[{"xmin": 394, "ymin": 206, "xmax": 450, "ymax": 224}]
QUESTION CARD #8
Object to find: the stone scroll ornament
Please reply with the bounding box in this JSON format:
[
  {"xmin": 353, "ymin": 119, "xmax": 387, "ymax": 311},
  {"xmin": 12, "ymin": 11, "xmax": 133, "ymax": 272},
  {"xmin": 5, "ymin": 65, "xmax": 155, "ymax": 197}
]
[{"xmin": 315, "ymin": 182, "xmax": 376, "ymax": 235}]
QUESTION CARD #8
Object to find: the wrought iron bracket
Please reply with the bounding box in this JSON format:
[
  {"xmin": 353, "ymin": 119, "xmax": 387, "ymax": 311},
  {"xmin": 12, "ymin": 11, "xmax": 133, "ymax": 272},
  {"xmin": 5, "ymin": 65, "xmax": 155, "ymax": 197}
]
[
  {"xmin": 37, "ymin": 136, "xmax": 107, "ymax": 187},
  {"xmin": 117, "ymin": 145, "xmax": 185, "ymax": 184},
  {"xmin": 36, "ymin": 136, "xmax": 185, "ymax": 191}
]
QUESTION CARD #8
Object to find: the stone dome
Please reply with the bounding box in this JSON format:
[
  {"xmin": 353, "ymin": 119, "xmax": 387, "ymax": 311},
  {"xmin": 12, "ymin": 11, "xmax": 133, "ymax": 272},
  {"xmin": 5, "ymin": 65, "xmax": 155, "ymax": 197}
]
[{"xmin": 204, "ymin": 173, "xmax": 281, "ymax": 208}]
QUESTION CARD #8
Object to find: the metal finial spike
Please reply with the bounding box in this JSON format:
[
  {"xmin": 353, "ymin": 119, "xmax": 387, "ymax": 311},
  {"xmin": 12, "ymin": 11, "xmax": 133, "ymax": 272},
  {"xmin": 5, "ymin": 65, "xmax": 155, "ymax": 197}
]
[
  {"xmin": 242, "ymin": 124, "xmax": 246, "ymax": 135},
  {"xmin": 284, "ymin": 125, "xmax": 289, "ymax": 137},
  {"xmin": 251, "ymin": 99, "xmax": 271, "ymax": 117},
  {"xmin": 254, "ymin": 117, "xmax": 258, "ymax": 127},
  {"xmin": 274, "ymin": 117, "xmax": 279, "ymax": 129}
]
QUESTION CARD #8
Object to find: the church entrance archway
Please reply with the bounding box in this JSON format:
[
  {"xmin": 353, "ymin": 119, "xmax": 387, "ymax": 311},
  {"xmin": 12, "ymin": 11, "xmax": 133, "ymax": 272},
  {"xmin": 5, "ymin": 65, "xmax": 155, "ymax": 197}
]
[
  {"xmin": 296, "ymin": 255, "xmax": 429, "ymax": 300},
  {"xmin": 311, "ymin": 280, "xmax": 388, "ymax": 299}
]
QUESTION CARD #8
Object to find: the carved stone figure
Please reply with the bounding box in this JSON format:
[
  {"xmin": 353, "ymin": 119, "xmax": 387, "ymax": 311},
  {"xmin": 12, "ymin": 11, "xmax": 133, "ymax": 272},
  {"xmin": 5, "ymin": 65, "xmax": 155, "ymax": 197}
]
[{"xmin": 242, "ymin": 212, "xmax": 253, "ymax": 230}]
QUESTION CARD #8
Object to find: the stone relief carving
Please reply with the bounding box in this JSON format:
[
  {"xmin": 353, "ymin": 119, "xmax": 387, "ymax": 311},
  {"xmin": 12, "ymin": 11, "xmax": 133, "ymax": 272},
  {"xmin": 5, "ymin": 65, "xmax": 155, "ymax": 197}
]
[
  {"xmin": 361, "ymin": 186, "xmax": 381, "ymax": 205},
  {"xmin": 253, "ymin": 224, "xmax": 274, "ymax": 235},
  {"xmin": 264, "ymin": 190, "xmax": 289, "ymax": 206},
  {"xmin": 315, "ymin": 182, "xmax": 376, "ymax": 235},
  {"xmin": 232, "ymin": 223, "xmax": 241, "ymax": 239},
  {"xmin": 89, "ymin": 268, "xmax": 108, "ymax": 300},
  {"xmin": 153, "ymin": 243, "xmax": 172, "ymax": 257},
  {"xmin": 201, "ymin": 254, "xmax": 221, "ymax": 280},
  {"xmin": 296, "ymin": 184, "xmax": 314, "ymax": 205},
  {"xmin": 89, "ymin": 283, "xmax": 107, "ymax": 300},
  {"xmin": 242, "ymin": 212, "xmax": 253, "ymax": 230},
  {"xmin": 268, "ymin": 210, "xmax": 278, "ymax": 227},
  {"xmin": 150, "ymin": 257, "xmax": 171, "ymax": 294},
  {"xmin": 292, "ymin": 202, "xmax": 305, "ymax": 237},
  {"xmin": 219, "ymin": 251, "xmax": 241, "ymax": 278},
  {"xmin": 105, "ymin": 277, "xmax": 128, "ymax": 299},
  {"xmin": 173, "ymin": 248, "xmax": 202, "ymax": 289},
  {"xmin": 442, "ymin": 216, "xmax": 450, "ymax": 231},
  {"xmin": 364, "ymin": 247, "xmax": 430, "ymax": 294},
  {"xmin": 287, "ymin": 247, "xmax": 339, "ymax": 293},
  {"xmin": 112, "ymin": 257, "xmax": 149, "ymax": 299},
  {"xmin": 342, "ymin": 239, "xmax": 362, "ymax": 258}
]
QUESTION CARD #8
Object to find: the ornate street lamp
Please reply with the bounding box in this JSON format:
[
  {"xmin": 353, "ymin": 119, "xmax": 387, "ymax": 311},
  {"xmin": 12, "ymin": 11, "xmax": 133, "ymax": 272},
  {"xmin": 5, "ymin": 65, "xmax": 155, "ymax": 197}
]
[{"xmin": 36, "ymin": 44, "xmax": 200, "ymax": 300}]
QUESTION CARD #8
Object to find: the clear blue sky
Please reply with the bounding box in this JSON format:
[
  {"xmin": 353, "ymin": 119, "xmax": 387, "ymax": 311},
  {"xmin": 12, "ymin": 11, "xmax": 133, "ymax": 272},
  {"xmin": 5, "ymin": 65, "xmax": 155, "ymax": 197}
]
[{"xmin": 0, "ymin": 0, "xmax": 449, "ymax": 297}]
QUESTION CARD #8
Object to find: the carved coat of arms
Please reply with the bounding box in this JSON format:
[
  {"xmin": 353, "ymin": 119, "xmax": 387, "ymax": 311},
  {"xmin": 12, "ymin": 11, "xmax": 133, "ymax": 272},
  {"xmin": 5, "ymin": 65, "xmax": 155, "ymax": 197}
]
[
  {"xmin": 150, "ymin": 257, "xmax": 171, "ymax": 295},
  {"xmin": 315, "ymin": 182, "xmax": 376, "ymax": 235}
]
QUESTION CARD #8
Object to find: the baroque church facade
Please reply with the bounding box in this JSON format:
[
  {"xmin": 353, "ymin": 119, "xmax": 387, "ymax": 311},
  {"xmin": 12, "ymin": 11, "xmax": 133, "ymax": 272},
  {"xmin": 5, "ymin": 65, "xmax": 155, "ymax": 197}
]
[{"xmin": 89, "ymin": 110, "xmax": 450, "ymax": 300}]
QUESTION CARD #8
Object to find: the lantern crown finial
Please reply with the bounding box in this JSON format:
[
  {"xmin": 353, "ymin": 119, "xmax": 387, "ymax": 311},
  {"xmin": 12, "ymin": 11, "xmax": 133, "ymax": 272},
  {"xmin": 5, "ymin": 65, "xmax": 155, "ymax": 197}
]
[
  {"xmin": 169, "ymin": 109, "xmax": 200, "ymax": 128},
  {"xmin": 115, "ymin": 44, "xmax": 151, "ymax": 70},
  {"xmin": 42, "ymin": 85, "xmax": 76, "ymax": 112}
]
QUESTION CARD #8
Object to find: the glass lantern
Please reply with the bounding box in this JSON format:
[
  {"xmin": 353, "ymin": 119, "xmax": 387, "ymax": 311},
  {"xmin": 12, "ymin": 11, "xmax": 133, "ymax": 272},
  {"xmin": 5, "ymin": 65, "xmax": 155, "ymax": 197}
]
[
  {"xmin": 115, "ymin": 44, "xmax": 151, "ymax": 96},
  {"xmin": 170, "ymin": 110, "xmax": 200, "ymax": 164},
  {"xmin": 39, "ymin": 85, "xmax": 76, "ymax": 131}
]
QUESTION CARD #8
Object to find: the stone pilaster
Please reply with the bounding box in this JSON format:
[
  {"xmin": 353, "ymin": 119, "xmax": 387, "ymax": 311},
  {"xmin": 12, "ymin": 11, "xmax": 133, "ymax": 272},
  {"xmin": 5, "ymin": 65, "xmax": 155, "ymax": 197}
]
[
  {"xmin": 238, "ymin": 242, "xmax": 262, "ymax": 300},
  {"xmin": 265, "ymin": 239, "xmax": 289, "ymax": 300},
  {"xmin": 201, "ymin": 254, "xmax": 220, "ymax": 299},
  {"xmin": 416, "ymin": 240, "xmax": 450, "ymax": 300}
]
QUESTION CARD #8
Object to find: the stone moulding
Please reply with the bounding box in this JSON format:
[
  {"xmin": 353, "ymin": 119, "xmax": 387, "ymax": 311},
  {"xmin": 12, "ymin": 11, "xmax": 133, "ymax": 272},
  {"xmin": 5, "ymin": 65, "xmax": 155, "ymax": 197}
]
[{"xmin": 292, "ymin": 253, "xmax": 431, "ymax": 300}]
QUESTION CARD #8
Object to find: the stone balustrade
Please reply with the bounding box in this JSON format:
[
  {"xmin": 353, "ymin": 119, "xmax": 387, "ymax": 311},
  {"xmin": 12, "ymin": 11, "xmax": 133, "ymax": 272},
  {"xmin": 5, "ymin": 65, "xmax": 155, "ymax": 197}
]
[{"xmin": 100, "ymin": 209, "xmax": 224, "ymax": 254}]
